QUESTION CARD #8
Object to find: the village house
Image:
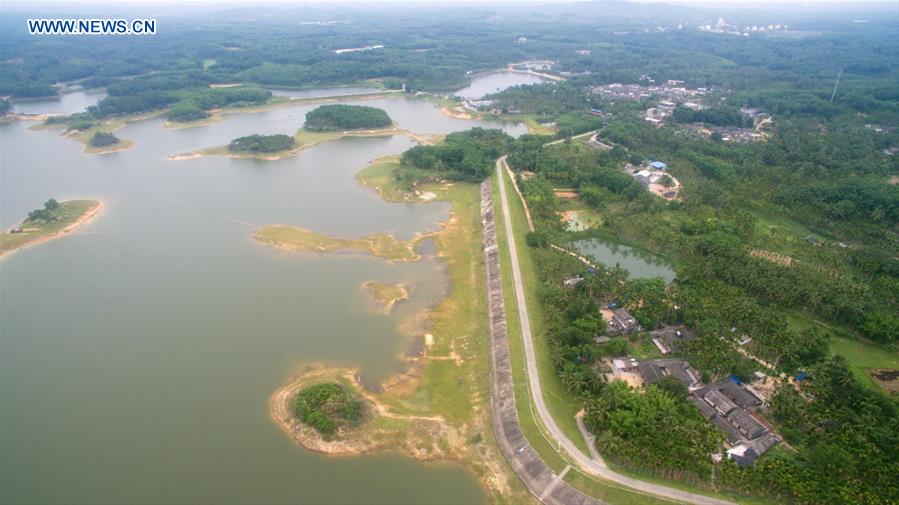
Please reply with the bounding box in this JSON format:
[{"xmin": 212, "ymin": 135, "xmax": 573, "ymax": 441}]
[
  {"xmin": 650, "ymin": 325, "xmax": 693, "ymax": 354},
  {"xmin": 638, "ymin": 358, "xmax": 702, "ymax": 390},
  {"xmin": 608, "ymin": 307, "xmax": 642, "ymax": 334}
]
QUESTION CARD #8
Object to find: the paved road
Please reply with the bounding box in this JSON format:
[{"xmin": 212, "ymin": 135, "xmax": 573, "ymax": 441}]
[
  {"xmin": 543, "ymin": 129, "xmax": 597, "ymax": 146},
  {"xmin": 495, "ymin": 156, "xmax": 735, "ymax": 505}
]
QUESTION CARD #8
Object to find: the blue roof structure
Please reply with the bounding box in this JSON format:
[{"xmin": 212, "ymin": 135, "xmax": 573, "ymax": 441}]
[{"xmin": 650, "ymin": 161, "xmax": 667, "ymax": 170}]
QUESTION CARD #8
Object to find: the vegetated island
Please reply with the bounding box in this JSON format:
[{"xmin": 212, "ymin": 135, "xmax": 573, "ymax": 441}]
[
  {"xmin": 253, "ymin": 225, "xmax": 422, "ymax": 262},
  {"xmin": 1, "ymin": 199, "xmax": 103, "ymax": 258},
  {"xmin": 361, "ymin": 281, "xmax": 409, "ymax": 313},
  {"xmin": 304, "ymin": 104, "xmax": 393, "ymax": 131},
  {"xmin": 37, "ymin": 112, "xmax": 156, "ymax": 155},
  {"xmin": 271, "ymin": 366, "xmax": 481, "ymax": 462},
  {"xmin": 83, "ymin": 129, "xmax": 135, "ymax": 154},
  {"xmin": 167, "ymin": 104, "xmax": 397, "ymax": 161}
]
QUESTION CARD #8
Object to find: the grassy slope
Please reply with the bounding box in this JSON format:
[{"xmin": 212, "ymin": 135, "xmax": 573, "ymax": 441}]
[{"xmin": 0, "ymin": 200, "xmax": 99, "ymax": 255}]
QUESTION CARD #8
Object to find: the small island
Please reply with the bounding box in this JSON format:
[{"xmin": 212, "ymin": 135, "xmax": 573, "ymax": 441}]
[
  {"xmin": 253, "ymin": 225, "xmax": 421, "ymax": 262},
  {"xmin": 362, "ymin": 281, "xmax": 409, "ymax": 313},
  {"xmin": 1, "ymin": 199, "xmax": 103, "ymax": 258},
  {"xmin": 304, "ymin": 104, "xmax": 393, "ymax": 131},
  {"xmin": 168, "ymin": 104, "xmax": 397, "ymax": 161},
  {"xmin": 293, "ymin": 382, "xmax": 367, "ymax": 437},
  {"xmin": 228, "ymin": 134, "xmax": 296, "ymax": 153}
]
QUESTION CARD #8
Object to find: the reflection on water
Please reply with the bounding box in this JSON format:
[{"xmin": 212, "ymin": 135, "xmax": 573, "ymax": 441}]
[{"xmin": 572, "ymin": 237, "xmax": 675, "ymax": 283}]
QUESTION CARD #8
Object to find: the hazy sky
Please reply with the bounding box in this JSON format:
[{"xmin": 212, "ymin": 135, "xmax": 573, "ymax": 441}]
[{"xmin": 7, "ymin": 0, "xmax": 897, "ymax": 3}]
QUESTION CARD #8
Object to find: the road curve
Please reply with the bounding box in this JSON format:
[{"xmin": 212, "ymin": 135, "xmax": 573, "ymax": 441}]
[{"xmin": 494, "ymin": 156, "xmax": 735, "ymax": 505}]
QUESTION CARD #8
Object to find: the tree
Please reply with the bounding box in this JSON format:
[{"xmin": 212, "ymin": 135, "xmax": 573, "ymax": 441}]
[
  {"xmin": 44, "ymin": 199, "xmax": 59, "ymax": 211},
  {"xmin": 90, "ymin": 131, "xmax": 119, "ymax": 147}
]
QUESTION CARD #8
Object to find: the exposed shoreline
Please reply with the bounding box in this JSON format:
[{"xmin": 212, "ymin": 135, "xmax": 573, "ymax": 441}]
[
  {"xmin": 361, "ymin": 281, "xmax": 409, "ymax": 314},
  {"xmin": 0, "ymin": 200, "xmax": 104, "ymax": 260},
  {"xmin": 252, "ymin": 225, "xmax": 430, "ymax": 263},
  {"xmin": 439, "ymin": 106, "xmax": 475, "ymax": 120},
  {"xmin": 265, "ymin": 157, "xmax": 523, "ymax": 501},
  {"xmin": 269, "ymin": 366, "xmax": 456, "ymax": 459}
]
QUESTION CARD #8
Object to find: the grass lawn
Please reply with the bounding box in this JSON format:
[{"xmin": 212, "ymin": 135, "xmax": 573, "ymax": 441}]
[
  {"xmin": 786, "ymin": 310, "xmax": 899, "ymax": 392},
  {"xmin": 565, "ymin": 469, "xmax": 681, "ymax": 505}
]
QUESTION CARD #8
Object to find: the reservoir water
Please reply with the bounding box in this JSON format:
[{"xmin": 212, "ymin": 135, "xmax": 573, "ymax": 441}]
[
  {"xmin": 267, "ymin": 86, "xmax": 381, "ymax": 99},
  {"xmin": 452, "ymin": 71, "xmax": 549, "ymax": 100},
  {"xmin": 0, "ymin": 91, "xmax": 525, "ymax": 504},
  {"xmin": 11, "ymin": 89, "xmax": 107, "ymax": 115},
  {"xmin": 572, "ymin": 237, "xmax": 676, "ymax": 283}
]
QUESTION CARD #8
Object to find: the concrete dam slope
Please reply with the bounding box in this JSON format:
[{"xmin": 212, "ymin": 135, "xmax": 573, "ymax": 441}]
[{"xmin": 480, "ymin": 180, "xmax": 605, "ymax": 505}]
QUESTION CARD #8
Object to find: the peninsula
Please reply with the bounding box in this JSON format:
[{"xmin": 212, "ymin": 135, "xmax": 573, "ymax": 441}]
[
  {"xmin": 1, "ymin": 199, "xmax": 103, "ymax": 258},
  {"xmin": 253, "ymin": 225, "xmax": 421, "ymax": 262}
]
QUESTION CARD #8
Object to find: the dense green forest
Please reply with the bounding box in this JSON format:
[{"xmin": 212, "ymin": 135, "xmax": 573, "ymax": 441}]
[
  {"xmin": 304, "ymin": 104, "xmax": 391, "ymax": 131},
  {"xmin": 400, "ymin": 128, "xmax": 510, "ymax": 181},
  {"xmin": 228, "ymin": 134, "xmax": 295, "ymax": 153},
  {"xmin": 672, "ymin": 105, "xmax": 753, "ymax": 127}
]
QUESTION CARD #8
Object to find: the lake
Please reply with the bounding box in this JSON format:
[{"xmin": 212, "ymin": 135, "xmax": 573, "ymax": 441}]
[
  {"xmin": 452, "ymin": 71, "xmax": 549, "ymax": 100},
  {"xmin": 0, "ymin": 91, "xmax": 525, "ymax": 504},
  {"xmin": 12, "ymin": 89, "xmax": 107, "ymax": 115},
  {"xmin": 572, "ymin": 237, "xmax": 676, "ymax": 283},
  {"xmin": 267, "ymin": 86, "xmax": 382, "ymax": 99}
]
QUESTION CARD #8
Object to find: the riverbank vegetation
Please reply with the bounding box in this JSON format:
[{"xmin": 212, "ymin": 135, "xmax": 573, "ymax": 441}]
[
  {"xmin": 305, "ymin": 104, "xmax": 392, "ymax": 131},
  {"xmin": 1, "ymin": 199, "xmax": 102, "ymax": 257}
]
